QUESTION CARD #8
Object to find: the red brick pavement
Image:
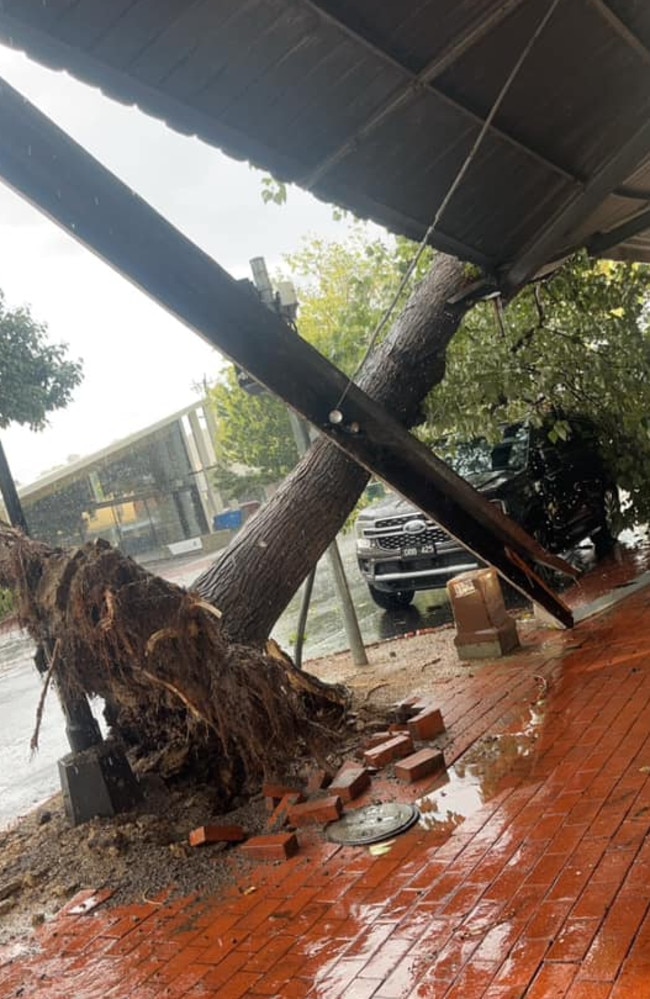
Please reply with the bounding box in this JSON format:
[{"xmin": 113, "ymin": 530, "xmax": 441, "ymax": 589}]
[{"xmin": 4, "ymin": 548, "xmax": 650, "ymax": 997}]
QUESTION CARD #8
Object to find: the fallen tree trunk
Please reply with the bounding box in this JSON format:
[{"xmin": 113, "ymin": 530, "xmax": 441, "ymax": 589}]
[
  {"xmin": 194, "ymin": 253, "xmax": 471, "ymax": 643},
  {"xmin": 0, "ymin": 529, "xmax": 348, "ymax": 803}
]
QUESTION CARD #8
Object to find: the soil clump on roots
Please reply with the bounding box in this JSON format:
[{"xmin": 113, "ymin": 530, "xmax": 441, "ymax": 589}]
[{"xmin": 0, "ymin": 528, "xmax": 350, "ymax": 806}]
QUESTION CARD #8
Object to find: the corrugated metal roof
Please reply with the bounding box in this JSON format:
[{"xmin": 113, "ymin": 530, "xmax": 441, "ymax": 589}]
[{"xmin": 0, "ymin": 0, "xmax": 648, "ymax": 286}]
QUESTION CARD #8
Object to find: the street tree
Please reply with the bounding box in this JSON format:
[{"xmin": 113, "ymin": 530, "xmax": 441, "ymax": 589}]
[
  {"xmin": 0, "ymin": 291, "xmax": 82, "ymax": 612},
  {"xmin": 0, "ymin": 248, "xmax": 469, "ymax": 793},
  {"xmin": 0, "ymin": 292, "xmax": 82, "ymax": 431}
]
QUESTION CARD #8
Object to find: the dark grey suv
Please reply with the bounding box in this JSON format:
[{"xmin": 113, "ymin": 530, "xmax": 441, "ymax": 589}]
[{"xmin": 356, "ymin": 419, "xmax": 619, "ymax": 610}]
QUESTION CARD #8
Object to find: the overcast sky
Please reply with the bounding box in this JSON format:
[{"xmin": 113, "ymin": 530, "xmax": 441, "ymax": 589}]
[{"xmin": 0, "ymin": 43, "xmax": 353, "ymax": 484}]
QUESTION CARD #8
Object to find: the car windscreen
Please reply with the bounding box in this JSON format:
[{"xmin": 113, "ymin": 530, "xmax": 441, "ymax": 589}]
[{"xmin": 439, "ymin": 425, "xmax": 529, "ymax": 478}]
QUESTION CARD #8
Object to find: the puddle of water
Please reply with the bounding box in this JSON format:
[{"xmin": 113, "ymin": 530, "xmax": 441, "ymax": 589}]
[
  {"xmin": 417, "ymin": 766, "xmax": 483, "ymax": 833},
  {"xmin": 416, "ymin": 704, "xmax": 545, "ymax": 834}
]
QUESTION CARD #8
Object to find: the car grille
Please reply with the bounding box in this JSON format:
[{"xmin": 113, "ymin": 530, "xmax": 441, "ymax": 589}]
[
  {"xmin": 362, "ymin": 516, "xmax": 451, "ymax": 551},
  {"xmin": 375, "ymin": 528, "xmax": 446, "ymax": 551}
]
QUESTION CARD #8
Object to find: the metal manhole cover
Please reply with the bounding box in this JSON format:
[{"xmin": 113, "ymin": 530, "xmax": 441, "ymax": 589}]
[{"xmin": 326, "ymin": 803, "xmax": 419, "ymax": 846}]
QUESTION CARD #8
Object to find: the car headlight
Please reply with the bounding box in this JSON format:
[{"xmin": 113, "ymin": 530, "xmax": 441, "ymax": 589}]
[{"xmin": 355, "ymin": 523, "xmax": 377, "ymax": 551}]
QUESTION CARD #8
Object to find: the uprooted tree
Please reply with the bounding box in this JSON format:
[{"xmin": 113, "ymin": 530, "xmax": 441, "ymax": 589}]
[
  {"xmin": 9, "ymin": 237, "xmax": 646, "ymax": 804},
  {"xmin": 3, "ymin": 250, "xmax": 472, "ymax": 802},
  {"xmin": 0, "ymin": 527, "xmax": 349, "ymax": 799}
]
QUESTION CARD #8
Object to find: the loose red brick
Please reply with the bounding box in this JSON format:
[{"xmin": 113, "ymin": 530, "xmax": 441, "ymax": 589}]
[
  {"xmin": 288, "ymin": 796, "xmax": 342, "ymax": 826},
  {"xmin": 306, "ymin": 768, "xmax": 333, "ymax": 793},
  {"xmin": 329, "ymin": 765, "xmax": 371, "ymax": 802},
  {"xmin": 263, "ymin": 783, "xmax": 303, "ymax": 811},
  {"xmin": 267, "ymin": 793, "xmax": 302, "ymax": 832},
  {"xmin": 337, "ymin": 758, "xmax": 363, "ymax": 773},
  {"xmin": 362, "ymin": 730, "xmax": 393, "ymax": 750},
  {"xmin": 407, "ymin": 706, "xmax": 445, "ymax": 740},
  {"xmin": 394, "ymin": 748, "xmax": 446, "ymax": 783},
  {"xmin": 390, "ymin": 697, "xmax": 426, "ymax": 723},
  {"xmin": 240, "ymin": 833, "xmax": 298, "ymax": 862},
  {"xmin": 363, "ymin": 733, "xmax": 414, "ymax": 769},
  {"xmin": 189, "ymin": 825, "xmax": 246, "ymax": 847},
  {"xmin": 389, "ymin": 723, "xmax": 410, "ymax": 735}
]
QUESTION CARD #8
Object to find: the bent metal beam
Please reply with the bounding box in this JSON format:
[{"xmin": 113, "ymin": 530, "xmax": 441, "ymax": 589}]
[{"xmin": 0, "ymin": 76, "xmax": 574, "ymax": 627}]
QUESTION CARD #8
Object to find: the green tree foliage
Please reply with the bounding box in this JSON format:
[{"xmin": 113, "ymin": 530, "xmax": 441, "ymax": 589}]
[
  {"xmin": 283, "ymin": 226, "xmax": 433, "ymax": 375},
  {"xmin": 0, "ymin": 587, "xmax": 15, "ymax": 620},
  {"xmin": 0, "ymin": 294, "xmax": 80, "ymax": 604},
  {"xmin": 0, "ymin": 292, "xmax": 82, "ymax": 430},
  {"xmin": 425, "ymin": 253, "xmax": 650, "ymax": 526},
  {"xmin": 209, "ymin": 367, "xmax": 297, "ymax": 500}
]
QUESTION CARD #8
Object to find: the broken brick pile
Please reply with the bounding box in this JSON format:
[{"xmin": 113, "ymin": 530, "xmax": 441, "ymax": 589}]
[{"xmin": 188, "ymin": 698, "xmax": 447, "ymax": 863}]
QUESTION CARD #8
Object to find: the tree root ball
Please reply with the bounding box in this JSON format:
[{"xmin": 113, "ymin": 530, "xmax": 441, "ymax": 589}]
[{"xmin": 0, "ymin": 529, "xmax": 349, "ymax": 804}]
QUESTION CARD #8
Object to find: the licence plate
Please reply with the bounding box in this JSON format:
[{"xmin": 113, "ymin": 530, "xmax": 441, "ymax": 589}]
[{"xmin": 403, "ymin": 543, "xmax": 436, "ymax": 557}]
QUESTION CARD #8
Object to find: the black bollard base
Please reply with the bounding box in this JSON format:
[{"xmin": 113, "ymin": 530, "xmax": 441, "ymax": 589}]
[{"xmin": 58, "ymin": 741, "xmax": 142, "ymax": 827}]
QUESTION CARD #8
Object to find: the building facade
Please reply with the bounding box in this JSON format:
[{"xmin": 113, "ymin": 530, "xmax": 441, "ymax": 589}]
[{"xmin": 19, "ymin": 402, "xmax": 222, "ymax": 560}]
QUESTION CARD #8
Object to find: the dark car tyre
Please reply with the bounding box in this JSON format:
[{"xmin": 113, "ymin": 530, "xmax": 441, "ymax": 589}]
[
  {"xmin": 592, "ymin": 486, "xmax": 620, "ymax": 557},
  {"xmin": 368, "ymin": 585, "xmax": 415, "ymax": 611}
]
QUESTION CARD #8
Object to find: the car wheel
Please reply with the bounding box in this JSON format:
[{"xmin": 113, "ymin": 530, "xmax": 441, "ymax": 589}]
[
  {"xmin": 592, "ymin": 487, "xmax": 620, "ymax": 557},
  {"xmin": 368, "ymin": 585, "xmax": 414, "ymax": 611}
]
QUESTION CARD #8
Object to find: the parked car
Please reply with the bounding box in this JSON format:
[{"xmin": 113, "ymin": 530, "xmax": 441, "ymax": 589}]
[{"xmin": 355, "ymin": 418, "xmax": 619, "ymax": 610}]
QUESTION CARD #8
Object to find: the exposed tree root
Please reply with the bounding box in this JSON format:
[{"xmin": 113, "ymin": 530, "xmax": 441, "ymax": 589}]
[{"xmin": 0, "ymin": 528, "xmax": 350, "ymax": 806}]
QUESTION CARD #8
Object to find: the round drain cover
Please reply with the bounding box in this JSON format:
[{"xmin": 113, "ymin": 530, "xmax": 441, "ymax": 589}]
[{"xmin": 326, "ymin": 802, "xmax": 419, "ymax": 846}]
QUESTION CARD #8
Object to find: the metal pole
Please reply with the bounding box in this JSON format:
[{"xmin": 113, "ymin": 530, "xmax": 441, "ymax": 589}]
[
  {"xmin": 294, "ymin": 566, "xmax": 316, "ymax": 671},
  {"xmin": 324, "ymin": 541, "xmax": 369, "ymax": 667},
  {"xmin": 59, "ymin": 689, "xmax": 103, "ymax": 751},
  {"xmin": 0, "ymin": 439, "xmax": 28, "ymax": 531},
  {"xmin": 0, "ymin": 438, "xmax": 102, "ymax": 751},
  {"xmin": 288, "ymin": 411, "xmax": 368, "ymax": 666}
]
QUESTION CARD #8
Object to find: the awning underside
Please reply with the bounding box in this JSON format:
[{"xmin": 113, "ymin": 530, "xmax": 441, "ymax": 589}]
[{"xmin": 0, "ymin": 1, "xmax": 648, "ymax": 288}]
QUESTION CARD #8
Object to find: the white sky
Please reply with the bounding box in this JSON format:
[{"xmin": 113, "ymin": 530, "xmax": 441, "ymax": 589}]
[{"xmin": 0, "ymin": 43, "xmax": 351, "ymax": 485}]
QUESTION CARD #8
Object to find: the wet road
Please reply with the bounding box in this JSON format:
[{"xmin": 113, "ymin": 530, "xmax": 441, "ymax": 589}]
[{"xmin": 0, "ymin": 630, "xmax": 68, "ymax": 828}]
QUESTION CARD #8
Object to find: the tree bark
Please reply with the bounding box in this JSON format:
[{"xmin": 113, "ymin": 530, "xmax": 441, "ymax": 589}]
[{"xmin": 193, "ymin": 253, "xmax": 470, "ymax": 643}]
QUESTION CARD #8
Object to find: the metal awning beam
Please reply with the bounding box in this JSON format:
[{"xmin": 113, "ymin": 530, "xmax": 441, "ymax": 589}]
[
  {"xmin": 503, "ymin": 123, "xmax": 650, "ymax": 291},
  {"xmin": 0, "ymin": 75, "xmax": 574, "ymax": 627},
  {"xmin": 588, "ymin": 206, "xmax": 650, "ymax": 256},
  {"xmin": 589, "ymin": 0, "xmax": 650, "ymax": 66},
  {"xmin": 615, "ymin": 185, "xmax": 650, "ymax": 200},
  {"xmin": 302, "ymin": 0, "xmax": 581, "ymax": 190}
]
